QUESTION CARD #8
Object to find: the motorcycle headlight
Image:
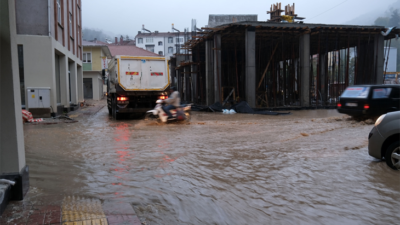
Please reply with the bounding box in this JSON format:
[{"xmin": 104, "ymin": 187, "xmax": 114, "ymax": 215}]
[{"xmin": 375, "ymin": 114, "xmax": 386, "ymax": 126}]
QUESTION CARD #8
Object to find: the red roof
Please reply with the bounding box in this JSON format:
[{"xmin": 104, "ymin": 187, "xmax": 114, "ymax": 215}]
[{"xmin": 108, "ymin": 45, "xmax": 160, "ymax": 57}]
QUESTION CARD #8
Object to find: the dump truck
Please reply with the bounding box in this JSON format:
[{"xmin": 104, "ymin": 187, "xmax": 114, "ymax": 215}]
[{"xmin": 107, "ymin": 56, "xmax": 170, "ymax": 119}]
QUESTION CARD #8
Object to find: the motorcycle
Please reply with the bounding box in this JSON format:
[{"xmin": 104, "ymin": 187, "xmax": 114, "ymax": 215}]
[{"xmin": 145, "ymin": 100, "xmax": 191, "ymax": 123}]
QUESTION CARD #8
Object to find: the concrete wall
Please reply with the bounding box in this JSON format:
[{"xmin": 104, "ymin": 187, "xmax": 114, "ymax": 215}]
[
  {"xmin": 16, "ymin": 36, "xmax": 56, "ymax": 110},
  {"xmin": 208, "ymin": 15, "xmax": 257, "ymax": 28},
  {"xmin": 16, "ymin": 35, "xmax": 83, "ymax": 112},
  {"xmin": 82, "ymin": 47, "xmax": 102, "ymax": 71},
  {"xmin": 15, "ymin": 0, "xmax": 48, "ymax": 36},
  {"xmin": 0, "ymin": 0, "xmax": 26, "ymax": 174},
  {"xmin": 77, "ymin": 65, "xmax": 83, "ymax": 102},
  {"xmin": 245, "ymin": 28, "xmax": 256, "ymax": 107},
  {"xmin": 299, "ymin": 33, "xmax": 310, "ymax": 107}
]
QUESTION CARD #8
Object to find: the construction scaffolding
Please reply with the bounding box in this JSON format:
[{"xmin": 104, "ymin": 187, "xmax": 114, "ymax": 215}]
[{"xmin": 171, "ymin": 6, "xmax": 400, "ymax": 109}]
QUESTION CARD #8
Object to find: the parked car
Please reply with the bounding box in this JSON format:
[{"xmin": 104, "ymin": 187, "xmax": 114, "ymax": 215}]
[
  {"xmin": 337, "ymin": 84, "xmax": 400, "ymax": 117},
  {"xmin": 368, "ymin": 111, "xmax": 400, "ymax": 170}
]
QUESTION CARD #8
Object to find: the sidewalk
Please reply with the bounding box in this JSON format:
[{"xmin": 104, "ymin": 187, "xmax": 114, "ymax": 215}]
[
  {"xmin": 0, "ymin": 193, "xmax": 141, "ymax": 225},
  {"xmin": 1, "ymin": 99, "xmax": 144, "ymax": 224}
]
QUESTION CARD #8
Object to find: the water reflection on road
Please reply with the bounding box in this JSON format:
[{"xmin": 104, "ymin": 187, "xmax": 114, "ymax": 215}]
[{"xmin": 24, "ymin": 108, "xmax": 400, "ymax": 224}]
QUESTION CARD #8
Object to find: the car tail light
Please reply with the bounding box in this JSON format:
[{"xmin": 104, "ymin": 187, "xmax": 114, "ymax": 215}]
[
  {"xmin": 158, "ymin": 95, "xmax": 168, "ymax": 100},
  {"xmin": 337, "ymin": 103, "xmax": 342, "ymax": 108},
  {"xmin": 364, "ymin": 104, "xmax": 370, "ymax": 109},
  {"xmin": 117, "ymin": 97, "xmax": 128, "ymax": 101}
]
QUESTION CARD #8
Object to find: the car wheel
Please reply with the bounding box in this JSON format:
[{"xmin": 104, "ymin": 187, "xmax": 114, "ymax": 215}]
[{"xmin": 385, "ymin": 141, "xmax": 400, "ymax": 170}]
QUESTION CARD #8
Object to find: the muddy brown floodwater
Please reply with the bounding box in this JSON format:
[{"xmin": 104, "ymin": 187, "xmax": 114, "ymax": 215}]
[{"xmin": 23, "ymin": 103, "xmax": 400, "ymax": 225}]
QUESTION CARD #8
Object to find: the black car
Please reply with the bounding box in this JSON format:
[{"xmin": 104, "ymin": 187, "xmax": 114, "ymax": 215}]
[{"xmin": 337, "ymin": 84, "xmax": 400, "ymax": 116}]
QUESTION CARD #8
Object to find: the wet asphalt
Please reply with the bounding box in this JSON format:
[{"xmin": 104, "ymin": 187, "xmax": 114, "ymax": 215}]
[{"xmin": 19, "ymin": 99, "xmax": 400, "ymax": 224}]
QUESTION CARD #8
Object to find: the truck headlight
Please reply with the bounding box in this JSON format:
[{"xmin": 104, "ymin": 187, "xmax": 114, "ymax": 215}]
[{"xmin": 375, "ymin": 114, "xmax": 386, "ymax": 126}]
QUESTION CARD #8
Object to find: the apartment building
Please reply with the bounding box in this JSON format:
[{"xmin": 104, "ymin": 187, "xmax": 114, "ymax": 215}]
[
  {"xmin": 135, "ymin": 31, "xmax": 187, "ymax": 59},
  {"xmin": 15, "ymin": 0, "xmax": 83, "ymax": 114},
  {"xmin": 82, "ymin": 41, "xmax": 111, "ymax": 100}
]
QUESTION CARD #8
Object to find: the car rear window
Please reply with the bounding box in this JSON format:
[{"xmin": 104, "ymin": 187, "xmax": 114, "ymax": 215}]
[
  {"xmin": 372, "ymin": 88, "xmax": 392, "ymax": 99},
  {"xmin": 341, "ymin": 87, "xmax": 370, "ymax": 98}
]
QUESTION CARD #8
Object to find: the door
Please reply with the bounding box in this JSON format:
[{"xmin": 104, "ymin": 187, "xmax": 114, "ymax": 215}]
[{"xmin": 83, "ymin": 78, "xmax": 93, "ymax": 99}]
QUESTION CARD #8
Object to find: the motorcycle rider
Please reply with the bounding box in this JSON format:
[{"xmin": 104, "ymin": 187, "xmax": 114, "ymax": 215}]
[{"xmin": 162, "ymin": 86, "xmax": 180, "ymax": 120}]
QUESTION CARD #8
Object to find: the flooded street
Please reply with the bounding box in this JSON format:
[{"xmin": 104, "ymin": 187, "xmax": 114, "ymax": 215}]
[{"xmin": 23, "ymin": 101, "xmax": 399, "ymax": 224}]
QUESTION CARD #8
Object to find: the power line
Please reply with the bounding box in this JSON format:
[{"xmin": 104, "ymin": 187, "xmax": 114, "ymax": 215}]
[{"xmin": 307, "ymin": 0, "xmax": 350, "ymax": 21}]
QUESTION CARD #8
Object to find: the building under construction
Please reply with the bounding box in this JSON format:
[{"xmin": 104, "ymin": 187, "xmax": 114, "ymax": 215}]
[{"xmin": 171, "ymin": 3, "xmax": 400, "ymax": 108}]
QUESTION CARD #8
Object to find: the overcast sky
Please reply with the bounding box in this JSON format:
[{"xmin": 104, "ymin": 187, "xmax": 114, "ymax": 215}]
[{"xmin": 83, "ymin": 0, "xmax": 396, "ymax": 38}]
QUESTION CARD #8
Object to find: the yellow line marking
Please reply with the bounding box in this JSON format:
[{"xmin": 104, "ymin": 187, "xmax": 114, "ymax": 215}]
[
  {"xmin": 61, "ymin": 196, "xmax": 108, "ymax": 225},
  {"xmin": 120, "ymin": 56, "xmax": 165, "ymax": 60}
]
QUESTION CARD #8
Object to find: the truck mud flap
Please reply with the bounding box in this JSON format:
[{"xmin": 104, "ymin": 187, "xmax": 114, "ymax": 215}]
[{"xmin": 118, "ymin": 108, "xmax": 152, "ymax": 113}]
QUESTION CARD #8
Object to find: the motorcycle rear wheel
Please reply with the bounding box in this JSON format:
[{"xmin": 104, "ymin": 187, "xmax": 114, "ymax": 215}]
[
  {"xmin": 145, "ymin": 113, "xmax": 158, "ymax": 121},
  {"xmin": 185, "ymin": 111, "xmax": 191, "ymax": 122}
]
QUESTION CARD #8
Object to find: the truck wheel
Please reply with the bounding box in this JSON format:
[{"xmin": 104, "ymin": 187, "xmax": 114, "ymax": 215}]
[
  {"xmin": 108, "ymin": 107, "xmax": 112, "ymax": 116},
  {"xmin": 111, "ymin": 96, "xmax": 120, "ymax": 120},
  {"xmin": 385, "ymin": 141, "xmax": 400, "ymax": 170}
]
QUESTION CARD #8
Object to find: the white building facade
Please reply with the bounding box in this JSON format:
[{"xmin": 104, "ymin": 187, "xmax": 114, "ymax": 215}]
[{"xmin": 135, "ymin": 32, "xmax": 189, "ymax": 59}]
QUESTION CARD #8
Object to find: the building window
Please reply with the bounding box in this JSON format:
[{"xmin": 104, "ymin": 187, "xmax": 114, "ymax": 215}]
[
  {"xmin": 158, "ymin": 41, "xmax": 163, "ymax": 46},
  {"xmin": 146, "ymin": 38, "xmax": 153, "ymax": 43},
  {"xmin": 17, "ymin": 45, "xmax": 25, "ymax": 106},
  {"xmin": 168, "ymin": 37, "xmax": 173, "ymax": 43},
  {"xmin": 158, "ymin": 51, "xmax": 163, "ymax": 56},
  {"xmin": 138, "ymin": 38, "xmax": 143, "ymax": 44},
  {"xmin": 83, "ymin": 52, "xmax": 92, "ymax": 63},
  {"xmin": 176, "ymin": 37, "xmax": 183, "ymax": 43},
  {"xmin": 145, "ymin": 45, "xmax": 155, "ymax": 53},
  {"xmin": 168, "ymin": 47, "xmax": 173, "ymax": 53},
  {"xmin": 69, "ymin": 13, "xmax": 73, "ymax": 37},
  {"xmin": 57, "ymin": 0, "xmax": 62, "ymax": 24}
]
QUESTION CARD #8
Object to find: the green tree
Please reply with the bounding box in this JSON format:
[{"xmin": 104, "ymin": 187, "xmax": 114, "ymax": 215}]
[
  {"xmin": 82, "ymin": 28, "xmax": 111, "ymax": 42},
  {"xmin": 389, "ymin": 9, "xmax": 400, "ymax": 27},
  {"xmin": 374, "ymin": 17, "xmax": 389, "ymax": 26}
]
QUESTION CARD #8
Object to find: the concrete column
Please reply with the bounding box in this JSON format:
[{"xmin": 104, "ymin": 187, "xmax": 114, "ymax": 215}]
[
  {"xmin": 170, "ymin": 61, "xmax": 176, "ymax": 86},
  {"xmin": 214, "ymin": 34, "xmax": 222, "ymax": 103},
  {"xmin": 245, "ymin": 27, "xmax": 256, "ymax": 108},
  {"xmin": 69, "ymin": 62, "xmax": 78, "ymax": 104},
  {"xmin": 77, "ymin": 65, "xmax": 83, "ymax": 102},
  {"xmin": 0, "ymin": 0, "xmax": 29, "ymax": 204},
  {"xmin": 205, "ymin": 39, "xmax": 214, "ymax": 105},
  {"xmin": 184, "ymin": 66, "xmax": 189, "ymax": 101},
  {"xmin": 374, "ymin": 34, "xmax": 384, "ymax": 84},
  {"xmin": 175, "ymin": 69, "xmax": 179, "ymax": 89},
  {"xmin": 319, "ymin": 53, "xmax": 327, "ymax": 103},
  {"xmin": 299, "ymin": 33, "xmax": 310, "ymax": 107},
  {"xmin": 60, "ymin": 56, "xmax": 69, "ymax": 108},
  {"xmin": 177, "ymin": 69, "xmax": 181, "ymax": 95},
  {"xmin": 191, "ymin": 64, "xmax": 197, "ymax": 103}
]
